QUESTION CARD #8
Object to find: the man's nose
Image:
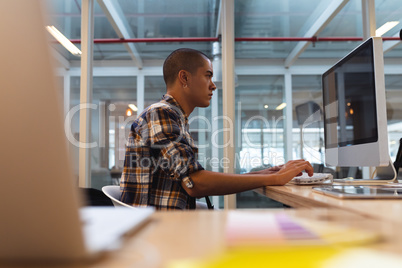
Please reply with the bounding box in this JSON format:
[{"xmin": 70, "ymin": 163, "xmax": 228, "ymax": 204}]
[{"xmin": 211, "ymin": 81, "xmax": 217, "ymax": 90}]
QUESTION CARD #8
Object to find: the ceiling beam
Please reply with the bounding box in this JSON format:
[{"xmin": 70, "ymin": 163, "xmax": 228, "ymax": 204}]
[
  {"xmin": 284, "ymin": 0, "xmax": 349, "ymax": 68},
  {"xmin": 216, "ymin": 0, "xmax": 222, "ymax": 37},
  {"xmin": 383, "ymin": 31, "xmax": 402, "ymax": 54},
  {"xmin": 50, "ymin": 47, "xmax": 70, "ymax": 70},
  {"xmin": 97, "ymin": 0, "xmax": 143, "ymax": 69}
]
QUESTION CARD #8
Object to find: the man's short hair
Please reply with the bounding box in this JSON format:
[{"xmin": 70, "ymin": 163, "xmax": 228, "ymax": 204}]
[{"xmin": 163, "ymin": 48, "xmax": 210, "ymax": 86}]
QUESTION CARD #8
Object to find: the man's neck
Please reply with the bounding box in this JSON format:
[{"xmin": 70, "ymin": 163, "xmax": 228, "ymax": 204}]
[{"xmin": 166, "ymin": 90, "xmax": 194, "ymax": 116}]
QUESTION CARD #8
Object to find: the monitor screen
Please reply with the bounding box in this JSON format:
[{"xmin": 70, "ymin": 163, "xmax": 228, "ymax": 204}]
[
  {"xmin": 322, "ymin": 37, "xmax": 389, "ymax": 167},
  {"xmin": 323, "ymin": 38, "xmax": 377, "ymax": 148}
]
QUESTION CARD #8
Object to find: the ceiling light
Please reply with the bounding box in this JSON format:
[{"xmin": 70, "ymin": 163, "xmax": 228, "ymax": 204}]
[
  {"xmin": 264, "ymin": 104, "xmax": 269, "ymax": 109},
  {"xmin": 275, "ymin": 103, "xmax": 287, "ymax": 110},
  {"xmin": 128, "ymin": 104, "xmax": 138, "ymax": 112},
  {"xmin": 375, "ymin": 21, "xmax": 400, "ymax": 37},
  {"xmin": 46, "ymin": 25, "xmax": 82, "ymax": 56}
]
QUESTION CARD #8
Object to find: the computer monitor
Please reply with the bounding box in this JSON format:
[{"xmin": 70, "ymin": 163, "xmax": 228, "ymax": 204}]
[{"xmin": 322, "ymin": 37, "xmax": 389, "ymax": 167}]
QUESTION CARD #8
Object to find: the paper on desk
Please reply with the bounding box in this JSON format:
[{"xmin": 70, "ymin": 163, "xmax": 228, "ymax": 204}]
[
  {"xmin": 225, "ymin": 211, "xmax": 380, "ymax": 247},
  {"xmin": 169, "ymin": 211, "xmax": 388, "ymax": 268}
]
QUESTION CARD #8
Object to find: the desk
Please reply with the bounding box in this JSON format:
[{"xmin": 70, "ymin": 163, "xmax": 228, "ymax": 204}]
[
  {"xmin": 254, "ymin": 185, "xmax": 402, "ymax": 223},
  {"xmin": 121, "ymin": 209, "xmax": 402, "ymax": 267},
  {"xmin": 3, "ymin": 209, "xmax": 402, "ymax": 268}
]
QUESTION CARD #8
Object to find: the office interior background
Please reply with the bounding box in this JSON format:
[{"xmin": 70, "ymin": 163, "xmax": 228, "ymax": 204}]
[{"xmin": 46, "ymin": 0, "xmax": 402, "ymax": 208}]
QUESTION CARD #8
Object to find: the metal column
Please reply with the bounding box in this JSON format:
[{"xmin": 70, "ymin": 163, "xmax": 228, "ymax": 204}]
[
  {"xmin": 137, "ymin": 72, "xmax": 145, "ymax": 114},
  {"xmin": 222, "ymin": 0, "xmax": 236, "ymax": 209},
  {"xmin": 79, "ymin": 0, "xmax": 94, "ymax": 188},
  {"xmin": 361, "ymin": 0, "xmax": 376, "ymax": 40},
  {"xmin": 284, "ymin": 72, "xmax": 293, "ymax": 161}
]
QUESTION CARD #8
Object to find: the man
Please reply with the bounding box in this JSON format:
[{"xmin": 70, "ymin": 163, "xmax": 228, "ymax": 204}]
[{"xmin": 120, "ymin": 48, "xmax": 313, "ymax": 210}]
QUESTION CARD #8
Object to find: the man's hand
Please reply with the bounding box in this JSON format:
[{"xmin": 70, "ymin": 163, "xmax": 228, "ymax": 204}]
[
  {"xmin": 246, "ymin": 165, "xmax": 283, "ymax": 175},
  {"xmin": 274, "ymin": 159, "xmax": 313, "ymax": 185},
  {"xmin": 264, "ymin": 165, "xmax": 283, "ymax": 173}
]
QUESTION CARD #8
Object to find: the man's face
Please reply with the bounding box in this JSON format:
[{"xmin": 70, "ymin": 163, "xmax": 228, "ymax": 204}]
[{"xmin": 186, "ymin": 57, "xmax": 217, "ymax": 108}]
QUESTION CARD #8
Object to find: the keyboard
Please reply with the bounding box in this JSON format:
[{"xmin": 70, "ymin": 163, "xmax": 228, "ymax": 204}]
[{"xmin": 291, "ymin": 173, "xmax": 333, "ymax": 185}]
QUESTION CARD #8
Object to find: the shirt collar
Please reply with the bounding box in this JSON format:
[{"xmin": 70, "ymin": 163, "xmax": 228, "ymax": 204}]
[{"xmin": 162, "ymin": 94, "xmax": 188, "ymax": 122}]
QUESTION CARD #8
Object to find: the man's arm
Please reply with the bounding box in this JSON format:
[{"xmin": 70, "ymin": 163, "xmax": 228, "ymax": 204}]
[{"xmin": 182, "ymin": 159, "xmax": 313, "ymax": 198}]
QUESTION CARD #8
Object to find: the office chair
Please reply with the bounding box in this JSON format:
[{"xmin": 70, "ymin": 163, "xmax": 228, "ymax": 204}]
[
  {"xmin": 80, "ymin": 187, "xmax": 113, "ymax": 206},
  {"xmin": 102, "ymin": 185, "xmax": 212, "ymax": 209},
  {"xmin": 102, "ymin": 185, "xmax": 134, "ymax": 208}
]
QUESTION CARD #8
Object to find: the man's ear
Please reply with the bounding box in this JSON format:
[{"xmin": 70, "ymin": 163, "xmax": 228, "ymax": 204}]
[{"xmin": 178, "ymin": 70, "xmax": 189, "ymax": 85}]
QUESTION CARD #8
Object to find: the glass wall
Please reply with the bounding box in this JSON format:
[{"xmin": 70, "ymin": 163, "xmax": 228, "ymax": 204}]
[
  {"xmin": 235, "ymin": 75, "xmax": 286, "ymax": 208},
  {"xmin": 69, "ymin": 76, "xmax": 137, "ymax": 189},
  {"xmin": 144, "ymin": 76, "xmax": 165, "ymax": 106},
  {"xmin": 291, "ymin": 75, "xmax": 325, "ymax": 169},
  {"xmin": 236, "ymin": 75, "xmax": 286, "ymax": 173},
  {"xmin": 385, "ymin": 74, "xmax": 402, "ymax": 166}
]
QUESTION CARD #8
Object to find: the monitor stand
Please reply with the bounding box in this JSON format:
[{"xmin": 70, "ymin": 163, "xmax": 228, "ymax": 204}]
[{"xmin": 333, "ymin": 157, "xmax": 399, "ymax": 185}]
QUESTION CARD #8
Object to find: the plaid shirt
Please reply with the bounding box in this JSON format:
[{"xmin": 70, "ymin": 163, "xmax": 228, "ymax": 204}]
[{"xmin": 119, "ymin": 94, "xmax": 204, "ymax": 210}]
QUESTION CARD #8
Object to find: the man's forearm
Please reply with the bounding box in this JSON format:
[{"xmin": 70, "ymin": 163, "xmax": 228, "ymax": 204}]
[
  {"xmin": 184, "ymin": 170, "xmax": 279, "ymax": 198},
  {"xmin": 182, "ymin": 159, "xmax": 313, "ymax": 198}
]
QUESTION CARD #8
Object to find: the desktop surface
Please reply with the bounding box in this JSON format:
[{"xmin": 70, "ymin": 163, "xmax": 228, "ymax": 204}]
[{"xmin": 255, "ymin": 183, "xmax": 402, "ymax": 224}]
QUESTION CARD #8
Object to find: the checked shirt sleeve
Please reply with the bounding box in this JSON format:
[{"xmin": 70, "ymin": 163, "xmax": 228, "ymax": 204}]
[{"xmin": 148, "ymin": 105, "xmax": 204, "ymax": 182}]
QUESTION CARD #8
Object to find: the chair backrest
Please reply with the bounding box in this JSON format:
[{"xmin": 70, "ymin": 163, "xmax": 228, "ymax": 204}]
[{"xmin": 102, "ymin": 186, "xmax": 134, "ymax": 208}]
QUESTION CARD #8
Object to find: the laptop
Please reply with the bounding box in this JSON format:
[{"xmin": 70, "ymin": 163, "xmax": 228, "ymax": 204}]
[{"xmin": 0, "ymin": 0, "xmax": 153, "ymax": 262}]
